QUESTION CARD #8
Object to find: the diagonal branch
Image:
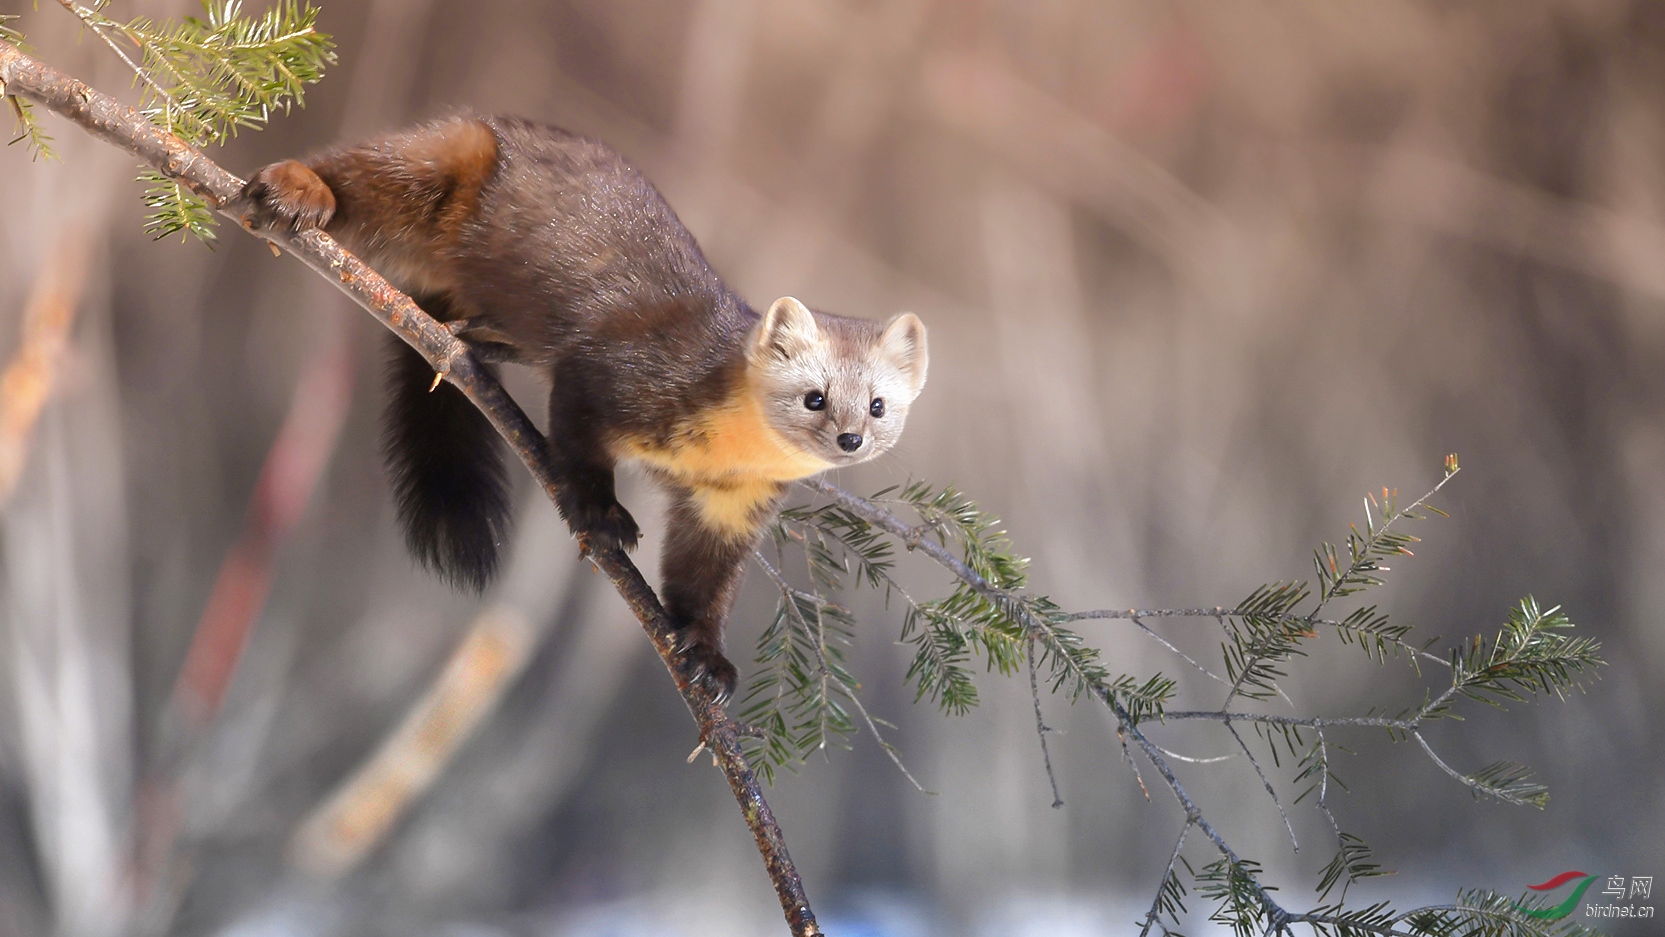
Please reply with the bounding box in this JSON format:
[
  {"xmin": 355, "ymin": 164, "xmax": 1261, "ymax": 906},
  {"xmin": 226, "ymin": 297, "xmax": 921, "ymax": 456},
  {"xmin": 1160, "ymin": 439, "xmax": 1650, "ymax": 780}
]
[{"xmin": 0, "ymin": 39, "xmax": 820, "ymax": 937}]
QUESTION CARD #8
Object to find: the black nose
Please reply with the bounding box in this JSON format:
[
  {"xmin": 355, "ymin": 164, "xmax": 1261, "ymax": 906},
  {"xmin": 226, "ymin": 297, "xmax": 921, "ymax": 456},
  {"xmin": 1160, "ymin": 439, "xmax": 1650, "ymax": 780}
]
[{"xmin": 837, "ymin": 433, "xmax": 863, "ymax": 453}]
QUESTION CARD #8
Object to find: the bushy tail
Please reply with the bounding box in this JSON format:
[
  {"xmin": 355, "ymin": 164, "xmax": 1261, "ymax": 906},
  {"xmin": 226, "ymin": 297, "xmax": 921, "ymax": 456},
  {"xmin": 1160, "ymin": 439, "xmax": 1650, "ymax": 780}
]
[{"xmin": 382, "ymin": 332, "xmax": 510, "ymax": 592}]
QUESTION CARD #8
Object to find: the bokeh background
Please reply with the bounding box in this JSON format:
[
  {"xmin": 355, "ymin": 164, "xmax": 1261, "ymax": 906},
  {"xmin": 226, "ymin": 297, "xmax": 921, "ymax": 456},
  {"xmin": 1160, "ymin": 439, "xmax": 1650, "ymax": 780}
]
[{"xmin": 1, "ymin": 1, "xmax": 1661, "ymax": 934}]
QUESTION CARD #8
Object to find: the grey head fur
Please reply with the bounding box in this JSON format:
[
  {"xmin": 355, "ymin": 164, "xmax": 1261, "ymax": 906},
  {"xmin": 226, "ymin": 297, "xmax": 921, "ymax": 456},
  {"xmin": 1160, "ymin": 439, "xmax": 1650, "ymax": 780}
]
[{"xmin": 746, "ymin": 296, "xmax": 929, "ymax": 466}]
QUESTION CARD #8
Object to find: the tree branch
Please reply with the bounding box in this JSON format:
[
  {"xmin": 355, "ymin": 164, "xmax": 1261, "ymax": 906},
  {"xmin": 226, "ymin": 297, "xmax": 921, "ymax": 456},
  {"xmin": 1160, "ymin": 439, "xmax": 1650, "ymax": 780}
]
[
  {"xmin": 0, "ymin": 39, "xmax": 820, "ymax": 937},
  {"xmin": 795, "ymin": 476, "xmax": 1558, "ymax": 936}
]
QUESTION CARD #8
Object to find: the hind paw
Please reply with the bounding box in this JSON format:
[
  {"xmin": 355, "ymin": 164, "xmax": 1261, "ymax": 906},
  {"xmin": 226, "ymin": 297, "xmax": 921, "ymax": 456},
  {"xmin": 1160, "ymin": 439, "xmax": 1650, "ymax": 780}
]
[
  {"xmin": 571, "ymin": 499, "xmax": 640, "ymax": 554},
  {"xmin": 674, "ymin": 635, "xmax": 739, "ymax": 704},
  {"xmin": 241, "ymin": 160, "xmax": 336, "ymax": 233}
]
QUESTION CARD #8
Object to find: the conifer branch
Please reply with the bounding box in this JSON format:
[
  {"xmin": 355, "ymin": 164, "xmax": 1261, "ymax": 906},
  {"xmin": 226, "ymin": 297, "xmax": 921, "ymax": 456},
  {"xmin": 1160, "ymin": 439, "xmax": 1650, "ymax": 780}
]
[
  {"xmin": 0, "ymin": 39, "xmax": 821, "ymax": 937},
  {"xmin": 794, "ymin": 475, "xmax": 1600, "ymax": 935},
  {"xmin": 49, "ymin": 0, "xmax": 334, "ymax": 240}
]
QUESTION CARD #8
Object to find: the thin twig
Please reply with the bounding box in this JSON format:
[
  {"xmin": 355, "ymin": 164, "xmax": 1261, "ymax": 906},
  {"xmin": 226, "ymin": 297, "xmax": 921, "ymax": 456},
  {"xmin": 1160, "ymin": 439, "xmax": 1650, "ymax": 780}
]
[
  {"xmin": 53, "ymin": 0, "xmax": 179, "ymax": 115},
  {"xmin": 1149, "ymin": 743, "xmax": 1233, "ymax": 765},
  {"xmin": 1410, "ymin": 729, "xmax": 1531, "ymax": 807},
  {"xmin": 0, "ymin": 40, "xmax": 821, "ymax": 937},
  {"xmin": 1137, "ymin": 818, "xmax": 1193, "ymax": 937},
  {"xmin": 1131, "ymin": 614, "xmax": 1229, "ymax": 687},
  {"xmin": 1067, "ymin": 606, "xmax": 1233, "ymax": 621},
  {"xmin": 1225, "ymin": 722, "xmax": 1296, "ymax": 853},
  {"xmin": 1314, "ymin": 726, "xmax": 1340, "ymax": 839},
  {"xmin": 1026, "ymin": 637, "xmax": 1064, "ymax": 808},
  {"xmin": 1068, "ymin": 607, "xmax": 1450, "ymax": 671},
  {"xmin": 1115, "ymin": 724, "xmax": 1150, "ymax": 802}
]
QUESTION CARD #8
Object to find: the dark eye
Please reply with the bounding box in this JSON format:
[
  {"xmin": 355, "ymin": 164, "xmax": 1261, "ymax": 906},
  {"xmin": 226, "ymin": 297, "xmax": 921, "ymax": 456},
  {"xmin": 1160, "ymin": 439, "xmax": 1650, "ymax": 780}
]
[
  {"xmin": 870, "ymin": 397, "xmax": 885, "ymax": 418},
  {"xmin": 803, "ymin": 390, "xmax": 826, "ymax": 411}
]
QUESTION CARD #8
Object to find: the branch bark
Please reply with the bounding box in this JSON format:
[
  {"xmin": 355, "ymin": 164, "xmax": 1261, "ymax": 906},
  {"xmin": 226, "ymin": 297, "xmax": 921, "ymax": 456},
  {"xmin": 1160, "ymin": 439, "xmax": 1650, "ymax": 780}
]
[{"xmin": 0, "ymin": 39, "xmax": 820, "ymax": 937}]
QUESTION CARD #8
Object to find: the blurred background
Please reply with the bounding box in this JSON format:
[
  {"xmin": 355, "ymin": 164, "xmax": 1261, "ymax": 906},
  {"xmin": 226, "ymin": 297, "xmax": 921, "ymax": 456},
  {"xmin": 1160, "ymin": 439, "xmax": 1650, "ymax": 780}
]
[{"xmin": 1, "ymin": 1, "xmax": 1661, "ymax": 934}]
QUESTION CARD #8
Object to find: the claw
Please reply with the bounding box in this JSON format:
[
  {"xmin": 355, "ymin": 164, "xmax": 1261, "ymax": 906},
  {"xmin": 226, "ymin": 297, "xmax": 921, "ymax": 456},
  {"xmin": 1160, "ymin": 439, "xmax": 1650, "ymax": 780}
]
[{"xmin": 673, "ymin": 637, "xmax": 738, "ymax": 703}]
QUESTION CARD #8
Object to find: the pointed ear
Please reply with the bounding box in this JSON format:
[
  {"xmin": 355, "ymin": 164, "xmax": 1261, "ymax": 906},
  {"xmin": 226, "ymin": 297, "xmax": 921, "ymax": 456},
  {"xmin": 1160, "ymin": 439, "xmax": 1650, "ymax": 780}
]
[
  {"xmin": 750, "ymin": 296, "xmax": 821, "ymax": 362},
  {"xmin": 879, "ymin": 312, "xmax": 928, "ymax": 398}
]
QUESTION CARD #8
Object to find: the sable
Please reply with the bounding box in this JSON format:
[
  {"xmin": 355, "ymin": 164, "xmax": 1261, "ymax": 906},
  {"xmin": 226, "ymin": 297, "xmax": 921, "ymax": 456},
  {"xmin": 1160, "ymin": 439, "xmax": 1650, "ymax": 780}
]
[{"xmin": 242, "ymin": 114, "xmax": 929, "ymax": 701}]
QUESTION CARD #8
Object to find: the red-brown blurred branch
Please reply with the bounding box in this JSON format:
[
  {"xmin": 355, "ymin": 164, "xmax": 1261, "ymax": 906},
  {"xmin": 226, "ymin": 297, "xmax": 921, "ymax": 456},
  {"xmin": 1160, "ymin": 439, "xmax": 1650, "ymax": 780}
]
[
  {"xmin": 0, "ymin": 38, "xmax": 820, "ymax": 937},
  {"xmin": 133, "ymin": 318, "xmax": 354, "ymax": 923},
  {"xmin": 170, "ymin": 326, "xmax": 354, "ymax": 731}
]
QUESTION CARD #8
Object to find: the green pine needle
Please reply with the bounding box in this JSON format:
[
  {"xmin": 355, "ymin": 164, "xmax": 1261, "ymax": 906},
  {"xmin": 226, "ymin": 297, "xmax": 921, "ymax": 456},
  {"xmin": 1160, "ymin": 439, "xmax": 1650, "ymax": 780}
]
[
  {"xmin": 139, "ymin": 168, "xmax": 217, "ymax": 241},
  {"xmin": 62, "ymin": 0, "xmax": 335, "ymax": 242},
  {"xmin": 1445, "ymin": 598, "xmax": 1603, "ymax": 713},
  {"xmin": 1315, "ymin": 832, "xmax": 1390, "ymax": 902},
  {"xmin": 121, "ymin": 0, "xmax": 334, "ymax": 146},
  {"xmin": 2, "ymin": 16, "xmax": 58, "ymax": 160},
  {"xmin": 740, "ymin": 539, "xmax": 863, "ymax": 780}
]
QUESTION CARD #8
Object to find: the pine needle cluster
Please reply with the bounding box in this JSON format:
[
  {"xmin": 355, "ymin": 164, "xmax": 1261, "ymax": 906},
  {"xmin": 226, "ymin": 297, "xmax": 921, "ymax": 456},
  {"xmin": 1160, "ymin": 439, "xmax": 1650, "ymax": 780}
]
[
  {"xmin": 11, "ymin": 1, "xmax": 335, "ymax": 240},
  {"xmin": 2, "ymin": 15, "xmax": 55, "ymax": 160},
  {"xmin": 742, "ymin": 482, "xmax": 1174, "ymax": 780}
]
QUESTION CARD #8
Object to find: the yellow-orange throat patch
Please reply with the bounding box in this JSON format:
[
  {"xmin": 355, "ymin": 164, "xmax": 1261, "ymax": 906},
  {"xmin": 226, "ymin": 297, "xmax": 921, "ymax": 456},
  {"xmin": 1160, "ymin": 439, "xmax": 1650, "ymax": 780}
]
[{"xmin": 614, "ymin": 387, "xmax": 831, "ymax": 535}]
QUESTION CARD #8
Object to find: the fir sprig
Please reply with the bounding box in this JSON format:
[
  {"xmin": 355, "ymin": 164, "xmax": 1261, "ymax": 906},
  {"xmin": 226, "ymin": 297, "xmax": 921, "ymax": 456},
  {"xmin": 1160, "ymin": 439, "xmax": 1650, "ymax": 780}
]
[
  {"xmin": 1197, "ymin": 856, "xmax": 1277, "ymax": 937},
  {"xmin": 740, "ymin": 543, "xmax": 861, "ymax": 782},
  {"xmin": 114, "ymin": 1, "xmax": 333, "ymax": 144},
  {"xmin": 1188, "ymin": 855, "xmax": 1608, "ymax": 937},
  {"xmin": 1218, "ymin": 460, "xmax": 1461, "ymax": 709},
  {"xmin": 750, "ymin": 481, "xmax": 1174, "ymax": 780},
  {"xmin": 2, "ymin": 16, "xmax": 57, "ymax": 160},
  {"xmin": 58, "ymin": 1, "xmax": 334, "ymax": 240},
  {"xmin": 879, "ymin": 481, "xmax": 1173, "ymax": 721},
  {"xmin": 1314, "ymin": 832, "xmax": 1388, "ymax": 902},
  {"xmin": 1394, "ymin": 597, "xmax": 1601, "ymax": 807},
  {"xmin": 1442, "ymin": 598, "xmax": 1602, "ymax": 713}
]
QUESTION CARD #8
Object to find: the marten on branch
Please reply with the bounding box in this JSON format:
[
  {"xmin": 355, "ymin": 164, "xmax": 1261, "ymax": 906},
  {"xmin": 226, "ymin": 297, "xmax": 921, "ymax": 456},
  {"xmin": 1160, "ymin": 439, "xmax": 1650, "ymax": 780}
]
[{"xmin": 241, "ymin": 114, "xmax": 929, "ymax": 700}]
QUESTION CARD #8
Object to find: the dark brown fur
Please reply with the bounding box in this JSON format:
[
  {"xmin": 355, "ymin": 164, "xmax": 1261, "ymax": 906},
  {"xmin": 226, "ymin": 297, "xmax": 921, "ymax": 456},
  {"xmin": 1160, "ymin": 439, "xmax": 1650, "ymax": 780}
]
[{"xmin": 242, "ymin": 115, "xmax": 818, "ymax": 698}]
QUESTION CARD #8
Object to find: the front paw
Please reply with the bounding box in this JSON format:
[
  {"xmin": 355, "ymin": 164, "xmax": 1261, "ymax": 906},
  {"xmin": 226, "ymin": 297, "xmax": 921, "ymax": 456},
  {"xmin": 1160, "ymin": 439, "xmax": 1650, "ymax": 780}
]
[
  {"xmin": 674, "ymin": 635, "xmax": 739, "ymax": 704},
  {"xmin": 569, "ymin": 498, "xmax": 640, "ymax": 553},
  {"xmin": 241, "ymin": 160, "xmax": 336, "ymax": 233}
]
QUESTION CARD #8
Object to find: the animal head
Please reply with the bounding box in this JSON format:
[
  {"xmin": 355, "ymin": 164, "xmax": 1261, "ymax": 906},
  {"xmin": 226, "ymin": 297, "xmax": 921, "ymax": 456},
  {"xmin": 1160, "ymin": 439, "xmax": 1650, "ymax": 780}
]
[{"xmin": 747, "ymin": 296, "xmax": 928, "ymax": 466}]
